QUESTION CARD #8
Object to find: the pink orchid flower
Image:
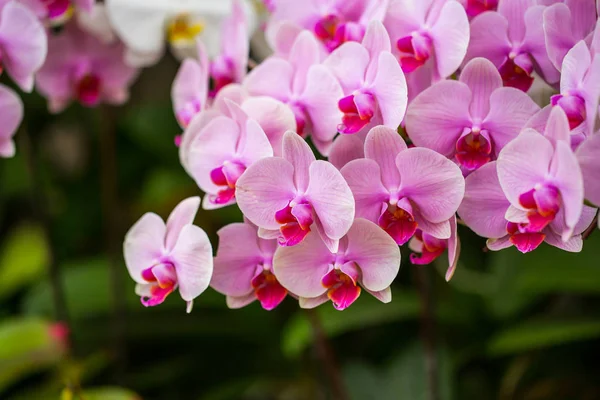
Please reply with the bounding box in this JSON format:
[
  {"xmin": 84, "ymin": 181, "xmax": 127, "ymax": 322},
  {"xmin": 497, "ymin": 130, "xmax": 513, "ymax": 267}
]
[
  {"xmin": 543, "ymin": 0, "xmax": 598, "ymax": 71},
  {"xmin": 405, "ymin": 58, "xmax": 540, "ymax": 171},
  {"xmin": 266, "ymin": 0, "xmax": 388, "ymax": 53},
  {"xmin": 211, "ymin": 220, "xmax": 288, "ymax": 310},
  {"xmin": 465, "ymin": 0, "xmax": 560, "ymax": 91},
  {"xmin": 408, "ymin": 216, "xmax": 460, "ymax": 282},
  {"xmin": 384, "ymin": 0, "xmax": 469, "ymax": 82},
  {"xmin": 35, "ymin": 23, "xmax": 138, "ymax": 113},
  {"xmin": 0, "ymin": 0, "xmax": 47, "ymax": 92},
  {"xmin": 124, "ymin": 197, "xmax": 213, "ymax": 313},
  {"xmin": 244, "ymin": 30, "xmax": 343, "ymax": 155},
  {"xmin": 341, "ymin": 126, "xmax": 465, "ymax": 246},
  {"xmin": 210, "ymin": 0, "xmax": 249, "ymax": 96},
  {"xmin": 172, "ymin": 40, "xmax": 210, "ymax": 129},
  {"xmin": 496, "ymin": 107, "xmax": 585, "ymax": 243},
  {"xmin": 273, "ymin": 218, "xmax": 400, "ymax": 310},
  {"xmin": 324, "ymin": 20, "xmax": 407, "ymax": 136},
  {"xmin": 236, "ymin": 131, "xmax": 355, "ymax": 252},
  {"xmin": 459, "ymin": 0, "xmax": 498, "ymax": 19},
  {"xmin": 549, "ymin": 40, "xmax": 600, "ymax": 139},
  {"xmin": 180, "ymin": 100, "xmax": 273, "ymax": 209},
  {"xmin": 20, "ymin": 0, "xmax": 94, "ymax": 25},
  {"xmin": 577, "ymin": 132, "xmax": 600, "ymax": 228},
  {"xmin": 0, "ymin": 84, "xmax": 23, "ymax": 158},
  {"xmin": 459, "ymin": 161, "xmax": 596, "ymax": 253}
]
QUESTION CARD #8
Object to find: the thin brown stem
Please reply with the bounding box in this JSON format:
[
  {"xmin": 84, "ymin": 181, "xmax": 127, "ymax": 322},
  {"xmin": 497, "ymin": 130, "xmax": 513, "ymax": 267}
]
[
  {"xmin": 19, "ymin": 124, "xmax": 72, "ymax": 340},
  {"xmin": 97, "ymin": 105, "xmax": 127, "ymax": 381},
  {"xmin": 305, "ymin": 309, "xmax": 349, "ymax": 400},
  {"xmin": 415, "ymin": 267, "xmax": 439, "ymax": 400}
]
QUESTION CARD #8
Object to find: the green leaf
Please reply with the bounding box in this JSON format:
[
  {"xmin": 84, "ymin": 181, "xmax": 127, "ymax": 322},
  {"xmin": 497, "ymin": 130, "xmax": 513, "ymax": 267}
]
[
  {"xmin": 0, "ymin": 224, "xmax": 49, "ymax": 300},
  {"xmin": 0, "ymin": 318, "xmax": 65, "ymax": 393},
  {"xmin": 487, "ymin": 319, "xmax": 600, "ymax": 356},
  {"xmin": 80, "ymin": 387, "xmax": 141, "ymax": 400},
  {"xmin": 342, "ymin": 342, "xmax": 453, "ymax": 400}
]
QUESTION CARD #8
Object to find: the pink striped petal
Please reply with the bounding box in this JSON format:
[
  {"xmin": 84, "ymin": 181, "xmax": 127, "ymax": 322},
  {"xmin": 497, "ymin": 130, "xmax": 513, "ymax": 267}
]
[{"xmin": 165, "ymin": 197, "xmax": 200, "ymax": 251}]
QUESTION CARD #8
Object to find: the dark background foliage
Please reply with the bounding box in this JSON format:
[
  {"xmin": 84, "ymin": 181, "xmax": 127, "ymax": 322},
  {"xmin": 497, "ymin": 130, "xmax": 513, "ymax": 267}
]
[{"xmin": 1, "ymin": 56, "xmax": 600, "ymax": 400}]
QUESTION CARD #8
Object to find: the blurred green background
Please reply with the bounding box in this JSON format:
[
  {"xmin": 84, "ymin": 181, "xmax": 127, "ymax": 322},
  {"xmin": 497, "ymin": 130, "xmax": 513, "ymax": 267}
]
[{"xmin": 2, "ymin": 56, "xmax": 600, "ymax": 400}]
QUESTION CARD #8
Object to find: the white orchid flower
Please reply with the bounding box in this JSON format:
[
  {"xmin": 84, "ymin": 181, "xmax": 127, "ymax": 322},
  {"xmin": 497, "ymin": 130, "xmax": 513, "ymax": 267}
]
[{"xmin": 105, "ymin": 0, "xmax": 257, "ymax": 67}]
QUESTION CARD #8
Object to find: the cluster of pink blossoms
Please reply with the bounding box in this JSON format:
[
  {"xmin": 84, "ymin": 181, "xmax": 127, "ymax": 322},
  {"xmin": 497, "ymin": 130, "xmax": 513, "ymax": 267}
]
[{"xmin": 4, "ymin": 0, "xmax": 597, "ymax": 312}]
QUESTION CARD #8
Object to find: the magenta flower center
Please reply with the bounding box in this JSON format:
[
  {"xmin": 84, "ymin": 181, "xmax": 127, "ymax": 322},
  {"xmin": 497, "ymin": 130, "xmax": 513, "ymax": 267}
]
[
  {"xmin": 75, "ymin": 74, "xmax": 102, "ymax": 107},
  {"xmin": 337, "ymin": 92, "xmax": 376, "ymax": 134},
  {"xmin": 397, "ymin": 33, "xmax": 432, "ymax": 73},
  {"xmin": 251, "ymin": 269, "xmax": 288, "ymax": 310},
  {"xmin": 551, "ymin": 93, "xmax": 586, "ymax": 130},
  {"xmin": 498, "ymin": 55, "xmax": 534, "ymax": 92},
  {"xmin": 321, "ymin": 268, "xmax": 361, "ymax": 311},
  {"xmin": 465, "ymin": 0, "xmax": 498, "ymax": 18},
  {"xmin": 518, "ymin": 184, "xmax": 561, "ymax": 232},
  {"xmin": 275, "ymin": 201, "xmax": 314, "ymax": 246},
  {"xmin": 378, "ymin": 203, "xmax": 418, "ymax": 245},
  {"xmin": 506, "ymin": 222, "xmax": 546, "ymax": 253},
  {"xmin": 44, "ymin": 0, "xmax": 72, "ymax": 20},
  {"xmin": 209, "ymin": 161, "xmax": 246, "ymax": 205},
  {"xmin": 140, "ymin": 263, "xmax": 178, "ymax": 307},
  {"xmin": 210, "ymin": 56, "xmax": 235, "ymax": 98},
  {"xmin": 456, "ymin": 129, "xmax": 492, "ymax": 170}
]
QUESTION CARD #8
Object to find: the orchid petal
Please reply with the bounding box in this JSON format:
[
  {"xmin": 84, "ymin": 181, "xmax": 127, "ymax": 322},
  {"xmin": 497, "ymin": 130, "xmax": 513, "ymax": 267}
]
[
  {"xmin": 124, "ymin": 213, "xmax": 167, "ymax": 284},
  {"xmin": 165, "ymin": 196, "xmax": 201, "ymax": 251},
  {"xmin": 364, "ymin": 126, "xmax": 407, "ymax": 191},
  {"xmin": 341, "ymin": 158, "xmax": 389, "ymax": 222},
  {"xmin": 459, "ymin": 58, "xmax": 502, "ymax": 119}
]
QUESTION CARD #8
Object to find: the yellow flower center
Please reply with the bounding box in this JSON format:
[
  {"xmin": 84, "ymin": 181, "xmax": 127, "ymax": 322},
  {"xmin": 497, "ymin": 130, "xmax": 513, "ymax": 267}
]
[{"xmin": 167, "ymin": 14, "xmax": 204, "ymax": 45}]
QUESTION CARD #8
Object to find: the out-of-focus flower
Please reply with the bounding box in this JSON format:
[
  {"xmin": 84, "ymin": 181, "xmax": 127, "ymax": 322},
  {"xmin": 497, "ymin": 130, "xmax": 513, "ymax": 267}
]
[
  {"xmin": 459, "ymin": 161, "xmax": 595, "ymax": 253},
  {"xmin": 543, "ymin": 0, "xmax": 598, "ymax": 71},
  {"xmin": 465, "ymin": 0, "xmax": 560, "ymax": 91},
  {"xmin": 0, "ymin": 84, "xmax": 23, "ymax": 158},
  {"xmin": 266, "ymin": 0, "xmax": 388, "ymax": 53},
  {"xmin": 405, "ymin": 58, "xmax": 540, "ymax": 172},
  {"xmin": 409, "ymin": 216, "xmax": 460, "ymax": 281},
  {"xmin": 236, "ymin": 131, "xmax": 355, "ymax": 252},
  {"xmin": 0, "ymin": 0, "xmax": 47, "ymax": 92},
  {"xmin": 180, "ymin": 100, "xmax": 273, "ymax": 210},
  {"xmin": 577, "ymin": 132, "xmax": 600, "ymax": 228},
  {"xmin": 324, "ymin": 20, "xmax": 407, "ymax": 135},
  {"xmin": 35, "ymin": 21, "xmax": 138, "ymax": 113},
  {"xmin": 341, "ymin": 126, "xmax": 465, "ymax": 246},
  {"xmin": 496, "ymin": 107, "xmax": 584, "ymax": 243},
  {"xmin": 105, "ymin": 0, "xmax": 257, "ymax": 67},
  {"xmin": 244, "ymin": 30, "xmax": 343, "ymax": 155},
  {"xmin": 211, "ymin": 220, "xmax": 286, "ymax": 310},
  {"xmin": 274, "ymin": 218, "xmax": 400, "ymax": 310},
  {"xmin": 20, "ymin": 0, "xmax": 94, "ymax": 26},
  {"xmin": 124, "ymin": 197, "xmax": 213, "ymax": 313},
  {"xmin": 384, "ymin": 0, "xmax": 469, "ymax": 99}
]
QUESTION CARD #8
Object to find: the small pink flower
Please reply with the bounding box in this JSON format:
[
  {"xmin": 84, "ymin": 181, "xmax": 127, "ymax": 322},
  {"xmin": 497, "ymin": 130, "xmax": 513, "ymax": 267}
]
[
  {"xmin": 36, "ymin": 22, "xmax": 138, "ymax": 113},
  {"xmin": 180, "ymin": 100, "xmax": 273, "ymax": 209},
  {"xmin": 211, "ymin": 220, "xmax": 287, "ymax": 310},
  {"xmin": 0, "ymin": 84, "xmax": 23, "ymax": 158},
  {"xmin": 465, "ymin": 0, "xmax": 560, "ymax": 90},
  {"xmin": 236, "ymin": 131, "xmax": 355, "ymax": 252},
  {"xmin": 0, "ymin": 0, "xmax": 47, "ymax": 92},
  {"xmin": 405, "ymin": 58, "xmax": 540, "ymax": 171},
  {"xmin": 496, "ymin": 107, "xmax": 585, "ymax": 242},
  {"xmin": 324, "ymin": 20, "xmax": 407, "ymax": 135},
  {"xmin": 124, "ymin": 197, "xmax": 213, "ymax": 313},
  {"xmin": 273, "ymin": 218, "xmax": 400, "ymax": 310},
  {"xmin": 341, "ymin": 126, "xmax": 465, "ymax": 246}
]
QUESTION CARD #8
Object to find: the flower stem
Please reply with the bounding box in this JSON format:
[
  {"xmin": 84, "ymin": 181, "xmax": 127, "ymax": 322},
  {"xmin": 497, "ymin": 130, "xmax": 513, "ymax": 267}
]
[{"xmin": 305, "ymin": 309, "xmax": 349, "ymax": 400}]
